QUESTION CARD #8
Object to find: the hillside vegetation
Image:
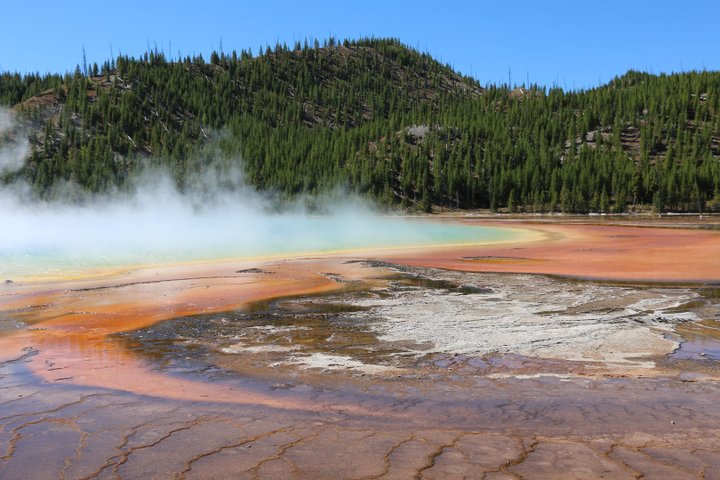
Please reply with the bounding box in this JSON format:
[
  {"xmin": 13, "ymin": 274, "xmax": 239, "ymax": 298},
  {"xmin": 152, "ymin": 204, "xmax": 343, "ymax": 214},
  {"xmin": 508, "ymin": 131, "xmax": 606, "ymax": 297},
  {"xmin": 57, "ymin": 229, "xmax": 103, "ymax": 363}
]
[{"xmin": 1, "ymin": 37, "xmax": 719, "ymax": 213}]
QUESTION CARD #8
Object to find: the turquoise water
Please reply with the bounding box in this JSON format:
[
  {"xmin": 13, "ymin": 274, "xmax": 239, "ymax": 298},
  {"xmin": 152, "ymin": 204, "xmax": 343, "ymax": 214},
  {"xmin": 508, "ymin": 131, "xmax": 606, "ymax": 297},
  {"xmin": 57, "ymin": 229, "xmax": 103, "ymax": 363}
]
[{"xmin": 0, "ymin": 215, "xmax": 518, "ymax": 280}]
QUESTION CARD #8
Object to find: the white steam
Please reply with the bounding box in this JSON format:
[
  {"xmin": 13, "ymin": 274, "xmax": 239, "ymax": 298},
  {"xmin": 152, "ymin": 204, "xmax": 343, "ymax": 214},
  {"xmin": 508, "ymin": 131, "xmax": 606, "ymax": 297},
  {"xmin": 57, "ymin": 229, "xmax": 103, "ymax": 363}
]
[
  {"xmin": 0, "ymin": 108, "xmax": 29, "ymax": 175},
  {"xmin": 0, "ymin": 115, "xmax": 506, "ymax": 280},
  {"xmin": 1, "ymin": 169, "xmax": 385, "ymax": 267}
]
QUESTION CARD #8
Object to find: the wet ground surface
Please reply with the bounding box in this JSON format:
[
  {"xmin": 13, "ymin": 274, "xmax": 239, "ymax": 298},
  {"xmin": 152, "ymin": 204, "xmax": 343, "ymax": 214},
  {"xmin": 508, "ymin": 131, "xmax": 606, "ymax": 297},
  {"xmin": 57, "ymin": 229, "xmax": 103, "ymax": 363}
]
[
  {"xmin": 2, "ymin": 344, "xmax": 720, "ymax": 479},
  {"xmin": 2, "ymin": 262, "xmax": 720, "ymax": 478},
  {"xmin": 119, "ymin": 265, "xmax": 720, "ymax": 381}
]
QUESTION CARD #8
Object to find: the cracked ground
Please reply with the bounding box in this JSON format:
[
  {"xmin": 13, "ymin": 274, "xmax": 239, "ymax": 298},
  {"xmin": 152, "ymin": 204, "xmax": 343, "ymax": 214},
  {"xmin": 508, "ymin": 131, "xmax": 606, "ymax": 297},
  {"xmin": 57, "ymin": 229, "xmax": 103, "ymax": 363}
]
[
  {"xmin": 3, "ymin": 322, "xmax": 720, "ymax": 478},
  {"xmin": 1, "ymin": 256, "xmax": 720, "ymax": 479},
  {"xmin": 1, "ymin": 363, "xmax": 719, "ymax": 479}
]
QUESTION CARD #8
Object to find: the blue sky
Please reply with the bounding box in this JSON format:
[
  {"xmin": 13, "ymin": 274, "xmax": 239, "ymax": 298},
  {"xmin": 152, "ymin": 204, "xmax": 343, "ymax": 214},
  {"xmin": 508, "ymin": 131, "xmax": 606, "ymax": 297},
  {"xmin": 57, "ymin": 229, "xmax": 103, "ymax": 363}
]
[{"xmin": 1, "ymin": 0, "xmax": 718, "ymax": 89}]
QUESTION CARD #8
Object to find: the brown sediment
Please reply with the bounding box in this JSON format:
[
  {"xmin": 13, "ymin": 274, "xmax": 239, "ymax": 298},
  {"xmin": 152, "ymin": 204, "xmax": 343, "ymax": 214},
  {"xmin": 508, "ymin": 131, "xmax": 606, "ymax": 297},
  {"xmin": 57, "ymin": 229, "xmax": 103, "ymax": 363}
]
[
  {"xmin": 0, "ymin": 220, "xmax": 719, "ymax": 402},
  {"xmin": 379, "ymin": 221, "xmax": 720, "ymax": 283},
  {"xmin": 0, "ymin": 258, "xmax": 390, "ymax": 409}
]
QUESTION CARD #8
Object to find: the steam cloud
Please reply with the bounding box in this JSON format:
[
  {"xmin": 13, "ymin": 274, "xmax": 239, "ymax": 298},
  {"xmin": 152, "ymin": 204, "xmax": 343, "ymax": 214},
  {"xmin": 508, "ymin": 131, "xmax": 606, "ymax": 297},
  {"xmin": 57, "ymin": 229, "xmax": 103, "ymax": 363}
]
[
  {"xmin": 0, "ymin": 108, "xmax": 29, "ymax": 175},
  {"xmin": 0, "ymin": 112, "xmax": 490, "ymax": 279}
]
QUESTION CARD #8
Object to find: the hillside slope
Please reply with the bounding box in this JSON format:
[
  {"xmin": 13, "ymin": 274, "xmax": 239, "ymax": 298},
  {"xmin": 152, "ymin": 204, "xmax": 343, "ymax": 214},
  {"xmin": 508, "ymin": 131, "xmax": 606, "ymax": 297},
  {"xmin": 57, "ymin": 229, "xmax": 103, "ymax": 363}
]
[{"xmin": 1, "ymin": 38, "xmax": 719, "ymax": 213}]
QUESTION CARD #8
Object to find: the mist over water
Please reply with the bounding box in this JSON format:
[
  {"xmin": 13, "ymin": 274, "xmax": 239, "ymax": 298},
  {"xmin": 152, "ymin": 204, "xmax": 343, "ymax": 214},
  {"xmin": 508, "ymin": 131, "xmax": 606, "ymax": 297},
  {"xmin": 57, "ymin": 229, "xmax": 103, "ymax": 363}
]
[
  {"xmin": 0, "ymin": 109, "xmax": 515, "ymax": 280},
  {"xmin": 0, "ymin": 183, "xmax": 514, "ymax": 279}
]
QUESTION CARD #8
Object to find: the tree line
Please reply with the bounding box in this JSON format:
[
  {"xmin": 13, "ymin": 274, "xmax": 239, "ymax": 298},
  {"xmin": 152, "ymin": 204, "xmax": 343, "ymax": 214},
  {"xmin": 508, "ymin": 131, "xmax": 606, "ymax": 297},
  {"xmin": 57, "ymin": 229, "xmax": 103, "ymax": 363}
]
[{"xmin": 1, "ymin": 37, "xmax": 719, "ymax": 213}]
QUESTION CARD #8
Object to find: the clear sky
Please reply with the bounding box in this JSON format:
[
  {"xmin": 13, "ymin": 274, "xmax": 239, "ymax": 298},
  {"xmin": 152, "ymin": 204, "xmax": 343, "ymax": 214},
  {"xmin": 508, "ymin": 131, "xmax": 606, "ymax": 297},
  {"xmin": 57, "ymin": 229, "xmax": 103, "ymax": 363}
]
[{"xmin": 1, "ymin": 0, "xmax": 718, "ymax": 89}]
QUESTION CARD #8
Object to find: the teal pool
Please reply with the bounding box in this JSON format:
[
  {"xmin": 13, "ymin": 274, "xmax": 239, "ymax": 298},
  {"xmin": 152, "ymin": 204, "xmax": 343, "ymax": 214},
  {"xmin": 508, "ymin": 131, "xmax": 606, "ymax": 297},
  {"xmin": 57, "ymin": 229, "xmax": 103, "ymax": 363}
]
[{"xmin": 0, "ymin": 213, "xmax": 519, "ymax": 280}]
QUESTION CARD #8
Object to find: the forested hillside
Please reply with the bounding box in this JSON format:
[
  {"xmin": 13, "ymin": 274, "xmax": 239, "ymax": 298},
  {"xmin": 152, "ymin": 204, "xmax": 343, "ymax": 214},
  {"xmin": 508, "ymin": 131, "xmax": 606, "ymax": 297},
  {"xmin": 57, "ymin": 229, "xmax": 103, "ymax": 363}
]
[{"xmin": 1, "ymin": 37, "xmax": 719, "ymax": 213}]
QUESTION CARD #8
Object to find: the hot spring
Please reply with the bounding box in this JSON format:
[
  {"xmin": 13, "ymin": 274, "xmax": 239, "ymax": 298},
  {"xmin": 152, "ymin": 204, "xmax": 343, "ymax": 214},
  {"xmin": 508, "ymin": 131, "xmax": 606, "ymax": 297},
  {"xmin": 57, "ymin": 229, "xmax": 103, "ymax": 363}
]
[{"xmin": 0, "ymin": 206, "xmax": 523, "ymax": 280}]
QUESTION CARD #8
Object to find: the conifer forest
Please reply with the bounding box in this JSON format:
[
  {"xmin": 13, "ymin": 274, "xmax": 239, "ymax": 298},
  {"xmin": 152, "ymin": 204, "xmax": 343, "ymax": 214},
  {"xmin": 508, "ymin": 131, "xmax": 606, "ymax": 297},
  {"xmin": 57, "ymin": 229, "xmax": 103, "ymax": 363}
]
[{"xmin": 2, "ymin": 38, "xmax": 719, "ymax": 213}]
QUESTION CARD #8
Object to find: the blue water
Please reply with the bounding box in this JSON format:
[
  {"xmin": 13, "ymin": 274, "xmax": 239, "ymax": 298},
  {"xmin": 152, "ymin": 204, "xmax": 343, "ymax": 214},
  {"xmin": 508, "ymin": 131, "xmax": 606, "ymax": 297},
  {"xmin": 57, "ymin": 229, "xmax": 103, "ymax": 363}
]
[{"xmin": 0, "ymin": 215, "xmax": 517, "ymax": 280}]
